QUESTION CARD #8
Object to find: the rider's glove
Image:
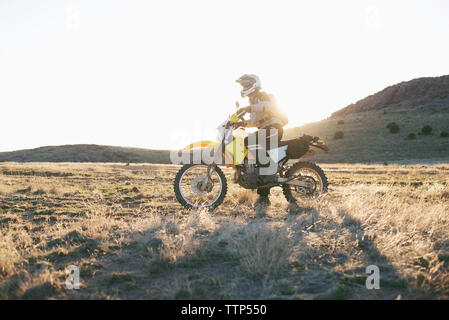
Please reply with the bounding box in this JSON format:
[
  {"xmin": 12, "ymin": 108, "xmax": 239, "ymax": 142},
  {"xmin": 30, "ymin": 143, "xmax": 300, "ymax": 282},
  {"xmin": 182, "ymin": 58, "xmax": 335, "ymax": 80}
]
[
  {"xmin": 237, "ymin": 120, "xmax": 248, "ymax": 127},
  {"xmin": 226, "ymin": 120, "xmax": 247, "ymax": 129}
]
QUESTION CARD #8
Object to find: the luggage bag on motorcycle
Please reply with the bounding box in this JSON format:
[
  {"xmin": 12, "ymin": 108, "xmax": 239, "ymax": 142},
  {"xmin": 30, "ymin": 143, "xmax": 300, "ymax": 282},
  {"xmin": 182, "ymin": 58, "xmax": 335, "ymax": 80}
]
[{"xmin": 283, "ymin": 137, "xmax": 310, "ymax": 159}]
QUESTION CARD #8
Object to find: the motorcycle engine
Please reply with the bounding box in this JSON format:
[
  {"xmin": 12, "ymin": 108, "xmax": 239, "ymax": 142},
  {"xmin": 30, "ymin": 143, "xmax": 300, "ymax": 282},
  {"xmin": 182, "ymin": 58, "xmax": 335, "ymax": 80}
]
[{"xmin": 235, "ymin": 164, "xmax": 259, "ymax": 189}]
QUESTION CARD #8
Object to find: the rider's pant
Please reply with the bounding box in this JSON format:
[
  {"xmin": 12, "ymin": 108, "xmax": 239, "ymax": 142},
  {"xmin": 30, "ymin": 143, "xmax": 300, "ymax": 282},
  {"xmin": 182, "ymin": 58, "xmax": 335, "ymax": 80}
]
[
  {"xmin": 244, "ymin": 125, "xmax": 283, "ymax": 197},
  {"xmin": 244, "ymin": 125, "xmax": 283, "ymax": 166}
]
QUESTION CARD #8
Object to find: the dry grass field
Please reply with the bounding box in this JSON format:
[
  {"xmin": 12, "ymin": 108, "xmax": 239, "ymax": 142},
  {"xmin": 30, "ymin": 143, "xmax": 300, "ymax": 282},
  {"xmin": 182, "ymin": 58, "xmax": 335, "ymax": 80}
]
[{"xmin": 1, "ymin": 162, "xmax": 449, "ymax": 300}]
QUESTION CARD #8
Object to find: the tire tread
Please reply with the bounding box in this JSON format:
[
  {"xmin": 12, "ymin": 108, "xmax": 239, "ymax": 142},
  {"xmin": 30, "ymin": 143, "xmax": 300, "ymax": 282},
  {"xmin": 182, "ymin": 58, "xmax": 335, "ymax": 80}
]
[
  {"xmin": 282, "ymin": 161, "xmax": 328, "ymax": 203},
  {"xmin": 173, "ymin": 164, "xmax": 227, "ymax": 210}
]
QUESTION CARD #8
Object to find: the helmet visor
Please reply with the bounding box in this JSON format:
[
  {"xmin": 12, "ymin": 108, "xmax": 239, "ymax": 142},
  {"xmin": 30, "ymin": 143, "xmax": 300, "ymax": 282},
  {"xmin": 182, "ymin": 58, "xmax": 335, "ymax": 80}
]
[{"xmin": 240, "ymin": 79, "xmax": 254, "ymax": 90}]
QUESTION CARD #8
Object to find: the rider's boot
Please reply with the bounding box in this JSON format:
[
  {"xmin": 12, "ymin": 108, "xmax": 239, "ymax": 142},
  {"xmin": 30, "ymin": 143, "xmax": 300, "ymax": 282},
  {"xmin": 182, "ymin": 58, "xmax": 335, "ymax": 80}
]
[
  {"xmin": 255, "ymin": 188, "xmax": 271, "ymax": 207},
  {"xmin": 254, "ymin": 194, "xmax": 270, "ymax": 218}
]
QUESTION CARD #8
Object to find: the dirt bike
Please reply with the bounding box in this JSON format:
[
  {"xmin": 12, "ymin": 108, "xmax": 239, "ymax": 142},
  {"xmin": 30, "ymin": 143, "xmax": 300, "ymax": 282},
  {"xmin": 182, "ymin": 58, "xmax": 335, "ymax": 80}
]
[{"xmin": 173, "ymin": 107, "xmax": 329, "ymax": 210}]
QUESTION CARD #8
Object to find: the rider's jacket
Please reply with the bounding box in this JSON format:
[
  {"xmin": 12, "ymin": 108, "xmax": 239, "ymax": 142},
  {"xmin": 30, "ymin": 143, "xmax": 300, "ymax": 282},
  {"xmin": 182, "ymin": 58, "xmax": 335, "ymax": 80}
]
[{"xmin": 247, "ymin": 91, "xmax": 284, "ymax": 129}]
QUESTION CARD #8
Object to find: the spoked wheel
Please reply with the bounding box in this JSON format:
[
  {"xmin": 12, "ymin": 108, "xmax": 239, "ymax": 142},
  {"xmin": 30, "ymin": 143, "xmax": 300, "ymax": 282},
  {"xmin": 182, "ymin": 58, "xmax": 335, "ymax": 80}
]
[
  {"xmin": 282, "ymin": 162, "xmax": 328, "ymax": 203},
  {"xmin": 174, "ymin": 164, "xmax": 227, "ymax": 210}
]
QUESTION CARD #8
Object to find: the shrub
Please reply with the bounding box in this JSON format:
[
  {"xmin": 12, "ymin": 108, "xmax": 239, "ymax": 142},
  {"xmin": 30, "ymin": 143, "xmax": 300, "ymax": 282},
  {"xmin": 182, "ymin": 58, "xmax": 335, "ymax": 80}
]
[
  {"xmin": 421, "ymin": 125, "xmax": 433, "ymax": 135},
  {"xmin": 386, "ymin": 122, "xmax": 400, "ymax": 134},
  {"xmin": 441, "ymin": 131, "xmax": 449, "ymax": 138},
  {"xmin": 386, "ymin": 122, "xmax": 396, "ymax": 129},
  {"xmin": 226, "ymin": 223, "xmax": 291, "ymax": 279},
  {"xmin": 337, "ymin": 120, "xmax": 344, "ymax": 125},
  {"xmin": 334, "ymin": 131, "xmax": 344, "ymax": 140},
  {"xmin": 407, "ymin": 133, "xmax": 417, "ymax": 140}
]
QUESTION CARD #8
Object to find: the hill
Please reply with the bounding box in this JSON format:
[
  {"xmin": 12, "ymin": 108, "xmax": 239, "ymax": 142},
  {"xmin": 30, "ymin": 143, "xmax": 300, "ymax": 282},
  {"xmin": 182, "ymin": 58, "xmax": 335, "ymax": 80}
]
[
  {"xmin": 282, "ymin": 75, "xmax": 449, "ymax": 163},
  {"xmin": 285, "ymin": 105, "xmax": 449, "ymax": 163},
  {"xmin": 0, "ymin": 144, "xmax": 171, "ymax": 163},
  {"xmin": 331, "ymin": 75, "xmax": 449, "ymax": 118}
]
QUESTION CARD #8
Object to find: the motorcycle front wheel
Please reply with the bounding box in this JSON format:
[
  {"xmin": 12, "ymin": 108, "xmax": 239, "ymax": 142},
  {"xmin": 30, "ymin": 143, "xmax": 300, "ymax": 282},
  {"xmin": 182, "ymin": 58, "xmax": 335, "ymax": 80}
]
[{"xmin": 173, "ymin": 164, "xmax": 227, "ymax": 210}]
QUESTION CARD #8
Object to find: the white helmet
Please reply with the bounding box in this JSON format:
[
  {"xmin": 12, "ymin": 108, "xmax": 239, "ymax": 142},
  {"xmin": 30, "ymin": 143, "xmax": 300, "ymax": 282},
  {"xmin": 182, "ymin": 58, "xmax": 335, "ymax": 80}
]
[{"xmin": 236, "ymin": 74, "xmax": 261, "ymax": 97}]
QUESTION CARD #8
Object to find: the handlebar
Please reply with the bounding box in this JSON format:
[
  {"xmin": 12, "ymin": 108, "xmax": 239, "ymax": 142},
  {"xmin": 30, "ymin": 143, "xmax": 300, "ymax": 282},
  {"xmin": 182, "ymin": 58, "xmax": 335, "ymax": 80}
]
[
  {"xmin": 236, "ymin": 110, "xmax": 246, "ymax": 119},
  {"xmin": 225, "ymin": 120, "xmax": 246, "ymax": 129},
  {"xmin": 225, "ymin": 109, "xmax": 247, "ymax": 128}
]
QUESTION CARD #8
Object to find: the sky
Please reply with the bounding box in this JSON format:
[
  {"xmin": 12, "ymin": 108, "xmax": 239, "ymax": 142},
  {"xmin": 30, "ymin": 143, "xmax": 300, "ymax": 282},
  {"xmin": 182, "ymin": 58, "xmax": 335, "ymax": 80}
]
[{"xmin": 1, "ymin": 0, "xmax": 449, "ymax": 152}]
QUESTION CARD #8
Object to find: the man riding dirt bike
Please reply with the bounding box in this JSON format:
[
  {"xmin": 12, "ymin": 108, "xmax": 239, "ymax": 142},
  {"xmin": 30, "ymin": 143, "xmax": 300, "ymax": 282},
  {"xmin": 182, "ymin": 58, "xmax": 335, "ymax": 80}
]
[
  {"xmin": 171, "ymin": 75, "xmax": 329, "ymax": 211},
  {"xmin": 235, "ymin": 74, "xmax": 288, "ymax": 207}
]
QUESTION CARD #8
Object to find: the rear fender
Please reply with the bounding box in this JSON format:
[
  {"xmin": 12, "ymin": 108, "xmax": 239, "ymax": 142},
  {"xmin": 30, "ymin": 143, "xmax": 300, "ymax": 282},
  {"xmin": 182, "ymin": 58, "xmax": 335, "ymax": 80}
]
[{"xmin": 310, "ymin": 143, "xmax": 329, "ymax": 152}]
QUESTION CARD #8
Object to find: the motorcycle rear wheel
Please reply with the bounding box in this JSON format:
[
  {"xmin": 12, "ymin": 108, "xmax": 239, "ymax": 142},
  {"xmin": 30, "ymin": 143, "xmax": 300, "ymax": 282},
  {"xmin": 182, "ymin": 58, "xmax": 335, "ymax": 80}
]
[{"xmin": 282, "ymin": 161, "xmax": 328, "ymax": 203}]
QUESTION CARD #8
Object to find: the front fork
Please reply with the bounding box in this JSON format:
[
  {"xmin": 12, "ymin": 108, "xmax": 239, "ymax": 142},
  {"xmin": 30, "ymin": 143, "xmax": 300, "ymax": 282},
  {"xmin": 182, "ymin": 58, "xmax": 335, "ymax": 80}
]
[
  {"xmin": 198, "ymin": 164, "xmax": 216, "ymax": 191},
  {"xmin": 206, "ymin": 164, "xmax": 216, "ymax": 181}
]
